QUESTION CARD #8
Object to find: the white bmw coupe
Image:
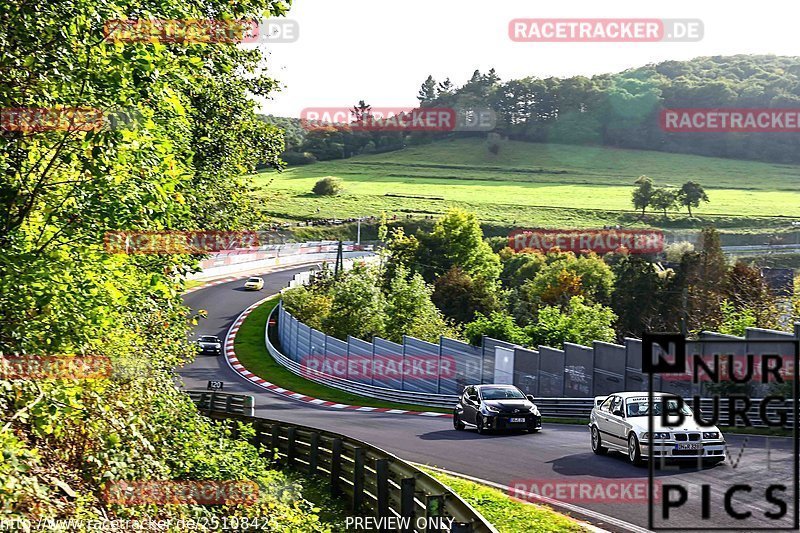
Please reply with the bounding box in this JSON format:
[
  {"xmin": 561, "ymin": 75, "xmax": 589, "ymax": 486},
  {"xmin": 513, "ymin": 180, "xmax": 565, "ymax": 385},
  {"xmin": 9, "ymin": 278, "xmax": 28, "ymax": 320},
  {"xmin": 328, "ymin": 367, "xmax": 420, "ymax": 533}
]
[{"xmin": 589, "ymin": 392, "xmax": 726, "ymax": 466}]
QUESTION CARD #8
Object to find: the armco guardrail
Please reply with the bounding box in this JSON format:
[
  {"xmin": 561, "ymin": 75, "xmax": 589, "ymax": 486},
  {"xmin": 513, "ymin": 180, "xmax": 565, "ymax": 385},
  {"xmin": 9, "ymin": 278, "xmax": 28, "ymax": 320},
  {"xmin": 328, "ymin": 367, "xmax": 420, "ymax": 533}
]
[
  {"xmin": 275, "ymin": 296, "xmax": 800, "ymax": 400},
  {"xmin": 186, "ymin": 390, "xmax": 255, "ymax": 416},
  {"xmin": 189, "ymin": 241, "xmax": 375, "ymax": 281},
  {"xmin": 266, "ymin": 306, "xmax": 459, "ymax": 408},
  {"xmin": 187, "ymin": 391, "xmax": 498, "ymax": 533}
]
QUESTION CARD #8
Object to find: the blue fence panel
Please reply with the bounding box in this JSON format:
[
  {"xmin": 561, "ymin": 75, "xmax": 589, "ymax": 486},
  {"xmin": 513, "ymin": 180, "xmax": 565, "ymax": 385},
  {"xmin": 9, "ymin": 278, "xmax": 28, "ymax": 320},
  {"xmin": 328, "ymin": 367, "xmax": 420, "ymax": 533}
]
[
  {"xmin": 593, "ymin": 341, "xmax": 626, "ymax": 396},
  {"xmin": 347, "ymin": 336, "xmax": 374, "ymax": 385},
  {"xmin": 482, "ymin": 337, "xmax": 517, "ymax": 384},
  {"xmin": 310, "ymin": 329, "xmax": 327, "ymax": 358},
  {"xmin": 274, "ymin": 300, "xmax": 800, "ymax": 399},
  {"xmin": 324, "ymin": 336, "xmax": 349, "ymax": 384},
  {"xmin": 440, "ymin": 337, "xmax": 482, "ymax": 394},
  {"xmin": 296, "ymin": 322, "xmax": 311, "ymax": 364},
  {"xmin": 278, "ymin": 304, "xmax": 287, "ymax": 347},
  {"xmin": 373, "ymin": 337, "xmax": 404, "ymax": 390},
  {"xmin": 624, "ymin": 338, "xmax": 647, "ymax": 392},
  {"xmin": 287, "ymin": 315, "xmax": 300, "ymax": 361},
  {"xmin": 402, "ymin": 336, "xmax": 440, "ymax": 393},
  {"xmin": 564, "ymin": 343, "xmax": 594, "ymax": 397},
  {"xmin": 513, "ymin": 347, "xmax": 540, "ymax": 396},
  {"xmin": 538, "ymin": 346, "xmax": 565, "ymax": 397}
]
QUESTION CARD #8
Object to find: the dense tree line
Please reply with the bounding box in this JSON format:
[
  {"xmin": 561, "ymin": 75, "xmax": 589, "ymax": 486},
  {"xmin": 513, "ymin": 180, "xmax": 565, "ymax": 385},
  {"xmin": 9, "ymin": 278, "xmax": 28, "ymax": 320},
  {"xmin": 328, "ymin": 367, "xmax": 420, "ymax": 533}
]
[
  {"xmin": 266, "ymin": 55, "xmax": 800, "ymax": 166},
  {"xmin": 418, "ymin": 55, "xmax": 800, "ymax": 164}
]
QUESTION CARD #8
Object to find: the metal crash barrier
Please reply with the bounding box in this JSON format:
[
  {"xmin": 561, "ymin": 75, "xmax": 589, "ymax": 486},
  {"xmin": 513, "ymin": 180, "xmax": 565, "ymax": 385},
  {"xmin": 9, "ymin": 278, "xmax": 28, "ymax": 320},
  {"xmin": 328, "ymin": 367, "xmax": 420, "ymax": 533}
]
[{"xmin": 186, "ymin": 391, "xmax": 498, "ymax": 533}]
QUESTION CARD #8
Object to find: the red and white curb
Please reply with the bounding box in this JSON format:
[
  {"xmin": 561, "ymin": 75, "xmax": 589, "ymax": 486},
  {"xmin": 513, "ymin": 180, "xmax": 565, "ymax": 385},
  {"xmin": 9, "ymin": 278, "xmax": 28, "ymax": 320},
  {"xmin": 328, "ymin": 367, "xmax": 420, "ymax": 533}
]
[{"xmin": 223, "ymin": 297, "xmax": 452, "ymax": 418}]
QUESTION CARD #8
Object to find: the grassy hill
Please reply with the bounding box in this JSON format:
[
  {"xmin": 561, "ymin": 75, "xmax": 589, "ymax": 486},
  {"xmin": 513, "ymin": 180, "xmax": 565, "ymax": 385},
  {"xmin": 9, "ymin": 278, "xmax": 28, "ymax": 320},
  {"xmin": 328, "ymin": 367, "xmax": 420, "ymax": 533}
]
[{"xmin": 252, "ymin": 138, "xmax": 800, "ymax": 233}]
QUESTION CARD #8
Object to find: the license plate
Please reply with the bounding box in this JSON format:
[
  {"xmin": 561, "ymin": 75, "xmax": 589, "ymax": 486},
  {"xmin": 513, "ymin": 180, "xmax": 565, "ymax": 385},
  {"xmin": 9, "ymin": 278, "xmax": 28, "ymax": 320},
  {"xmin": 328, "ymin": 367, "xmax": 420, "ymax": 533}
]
[
  {"xmin": 509, "ymin": 417, "xmax": 526, "ymax": 423},
  {"xmin": 676, "ymin": 443, "xmax": 702, "ymax": 450}
]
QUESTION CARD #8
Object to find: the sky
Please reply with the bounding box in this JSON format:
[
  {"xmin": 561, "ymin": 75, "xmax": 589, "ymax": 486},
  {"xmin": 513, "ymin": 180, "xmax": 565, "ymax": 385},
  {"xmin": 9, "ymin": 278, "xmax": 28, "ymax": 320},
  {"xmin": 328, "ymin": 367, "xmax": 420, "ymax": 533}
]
[{"xmin": 254, "ymin": 0, "xmax": 800, "ymax": 117}]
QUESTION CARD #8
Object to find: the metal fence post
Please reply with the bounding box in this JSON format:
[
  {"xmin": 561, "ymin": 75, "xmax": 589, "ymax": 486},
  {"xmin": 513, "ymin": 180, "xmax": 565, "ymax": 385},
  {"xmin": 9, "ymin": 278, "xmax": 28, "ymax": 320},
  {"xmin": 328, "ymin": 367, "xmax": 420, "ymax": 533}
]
[
  {"xmin": 400, "ymin": 477, "xmax": 416, "ymax": 533},
  {"xmin": 294, "ymin": 317, "xmax": 300, "ymax": 360},
  {"xmin": 271, "ymin": 424, "xmax": 280, "ymax": 463},
  {"xmin": 346, "ymin": 336, "xmax": 352, "ymax": 382},
  {"xmin": 376, "ymin": 459, "xmax": 390, "ymax": 532},
  {"xmin": 480, "ymin": 336, "xmax": 487, "ymax": 384},
  {"xmin": 370, "ymin": 338, "xmax": 376, "ymax": 386},
  {"xmin": 437, "ymin": 337, "xmax": 444, "ymax": 394},
  {"xmin": 401, "ymin": 336, "xmax": 407, "ymax": 391},
  {"xmin": 353, "ymin": 447, "xmax": 365, "ymax": 512},
  {"xmin": 331, "ymin": 438, "xmax": 343, "ymax": 497},
  {"xmin": 309, "ymin": 432, "xmax": 319, "ymax": 476},
  {"xmin": 286, "ymin": 427, "xmax": 297, "ymax": 467},
  {"xmin": 425, "ymin": 494, "xmax": 445, "ymax": 533}
]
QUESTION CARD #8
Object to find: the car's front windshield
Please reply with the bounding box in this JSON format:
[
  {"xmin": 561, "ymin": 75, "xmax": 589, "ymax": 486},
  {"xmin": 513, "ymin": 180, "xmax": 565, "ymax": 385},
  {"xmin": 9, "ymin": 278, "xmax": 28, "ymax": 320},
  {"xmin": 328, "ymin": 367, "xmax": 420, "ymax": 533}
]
[
  {"xmin": 200, "ymin": 336, "xmax": 218, "ymax": 342},
  {"xmin": 248, "ymin": 278, "xmax": 260, "ymax": 282},
  {"xmin": 626, "ymin": 397, "xmax": 693, "ymax": 417},
  {"xmin": 480, "ymin": 387, "xmax": 525, "ymax": 400}
]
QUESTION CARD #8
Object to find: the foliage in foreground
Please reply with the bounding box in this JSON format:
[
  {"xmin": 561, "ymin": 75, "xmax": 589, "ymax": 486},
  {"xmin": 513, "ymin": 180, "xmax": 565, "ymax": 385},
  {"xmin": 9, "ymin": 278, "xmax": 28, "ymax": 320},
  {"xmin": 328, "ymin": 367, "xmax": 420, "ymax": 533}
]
[
  {"xmin": 1, "ymin": 379, "xmax": 335, "ymax": 531},
  {"xmin": 0, "ymin": 0, "xmax": 340, "ymax": 528}
]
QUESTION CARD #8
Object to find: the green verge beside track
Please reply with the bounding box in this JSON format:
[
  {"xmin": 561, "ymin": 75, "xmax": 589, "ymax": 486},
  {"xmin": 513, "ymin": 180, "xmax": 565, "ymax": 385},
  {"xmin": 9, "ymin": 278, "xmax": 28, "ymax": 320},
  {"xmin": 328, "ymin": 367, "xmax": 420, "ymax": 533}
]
[
  {"xmin": 419, "ymin": 467, "xmax": 589, "ymax": 533},
  {"xmin": 233, "ymin": 297, "xmax": 451, "ymax": 413}
]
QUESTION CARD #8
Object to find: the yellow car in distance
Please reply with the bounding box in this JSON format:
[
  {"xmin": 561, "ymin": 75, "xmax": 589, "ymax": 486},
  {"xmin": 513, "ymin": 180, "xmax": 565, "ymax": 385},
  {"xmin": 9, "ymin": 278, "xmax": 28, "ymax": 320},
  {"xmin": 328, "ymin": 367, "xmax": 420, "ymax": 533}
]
[{"xmin": 243, "ymin": 277, "xmax": 264, "ymax": 291}]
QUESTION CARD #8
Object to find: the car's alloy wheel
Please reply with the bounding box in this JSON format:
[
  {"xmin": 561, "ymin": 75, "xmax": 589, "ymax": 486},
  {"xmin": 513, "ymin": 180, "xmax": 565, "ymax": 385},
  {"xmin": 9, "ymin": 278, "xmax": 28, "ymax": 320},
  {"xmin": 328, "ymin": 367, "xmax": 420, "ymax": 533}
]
[
  {"xmin": 628, "ymin": 434, "xmax": 643, "ymax": 466},
  {"xmin": 476, "ymin": 415, "xmax": 487, "ymax": 434},
  {"xmin": 453, "ymin": 412, "xmax": 465, "ymax": 431},
  {"xmin": 591, "ymin": 426, "xmax": 607, "ymax": 455}
]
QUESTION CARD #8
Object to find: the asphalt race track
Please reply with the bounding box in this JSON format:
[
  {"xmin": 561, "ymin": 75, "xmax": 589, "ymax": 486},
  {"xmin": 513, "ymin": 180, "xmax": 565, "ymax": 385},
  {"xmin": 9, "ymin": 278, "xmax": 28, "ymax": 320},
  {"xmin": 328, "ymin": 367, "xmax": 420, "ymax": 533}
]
[{"xmin": 178, "ymin": 267, "xmax": 797, "ymax": 532}]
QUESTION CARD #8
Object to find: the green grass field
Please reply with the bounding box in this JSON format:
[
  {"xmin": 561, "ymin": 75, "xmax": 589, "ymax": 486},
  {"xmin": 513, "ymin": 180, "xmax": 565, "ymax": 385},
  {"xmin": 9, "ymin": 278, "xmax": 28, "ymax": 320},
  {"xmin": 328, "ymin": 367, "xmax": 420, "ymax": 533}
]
[{"xmin": 252, "ymin": 138, "xmax": 800, "ymax": 233}]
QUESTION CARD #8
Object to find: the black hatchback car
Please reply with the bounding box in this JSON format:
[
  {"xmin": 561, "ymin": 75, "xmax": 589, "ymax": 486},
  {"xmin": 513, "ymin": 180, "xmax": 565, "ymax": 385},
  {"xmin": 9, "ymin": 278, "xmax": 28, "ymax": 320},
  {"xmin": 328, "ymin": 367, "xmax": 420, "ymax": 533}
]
[
  {"xmin": 196, "ymin": 335, "xmax": 222, "ymax": 356},
  {"xmin": 454, "ymin": 384, "xmax": 542, "ymax": 434}
]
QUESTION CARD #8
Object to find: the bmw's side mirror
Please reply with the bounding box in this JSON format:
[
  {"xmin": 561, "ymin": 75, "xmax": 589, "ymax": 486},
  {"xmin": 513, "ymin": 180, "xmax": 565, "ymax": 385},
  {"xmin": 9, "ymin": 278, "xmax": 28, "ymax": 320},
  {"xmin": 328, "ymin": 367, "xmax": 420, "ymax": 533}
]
[{"xmin": 526, "ymin": 395, "xmax": 535, "ymax": 403}]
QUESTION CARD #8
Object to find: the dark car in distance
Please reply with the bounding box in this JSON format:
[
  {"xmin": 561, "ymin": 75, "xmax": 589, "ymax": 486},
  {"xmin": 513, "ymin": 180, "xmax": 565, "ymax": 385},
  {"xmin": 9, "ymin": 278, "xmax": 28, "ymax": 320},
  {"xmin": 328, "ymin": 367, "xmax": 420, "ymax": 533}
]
[
  {"xmin": 196, "ymin": 335, "xmax": 222, "ymax": 356},
  {"xmin": 454, "ymin": 384, "xmax": 542, "ymax": 434}
]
